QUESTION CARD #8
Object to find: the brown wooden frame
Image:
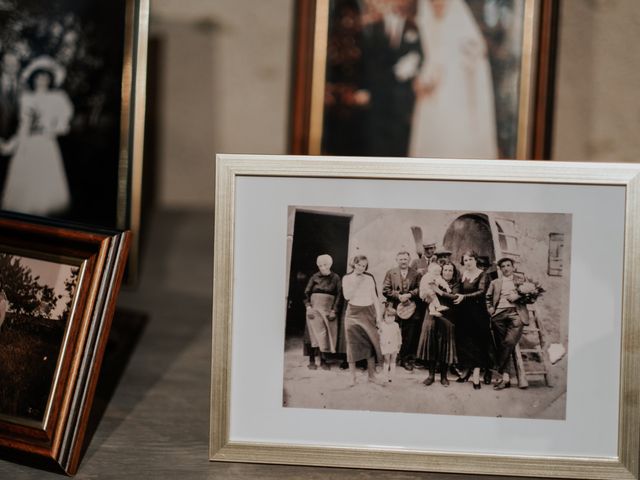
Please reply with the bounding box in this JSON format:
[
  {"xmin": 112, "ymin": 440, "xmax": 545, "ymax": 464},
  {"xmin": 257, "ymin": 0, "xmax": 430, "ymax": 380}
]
[
  {"xmin": 290, "ymin": 0, "xmax": 559, "ymax": 160},
  {"xmin": 0, "ymin": 214, "xmax": 130, "ymax": 475},
  {"xmin": 0, "ymin": 0, "xmax": 148, "ymax": 282}
]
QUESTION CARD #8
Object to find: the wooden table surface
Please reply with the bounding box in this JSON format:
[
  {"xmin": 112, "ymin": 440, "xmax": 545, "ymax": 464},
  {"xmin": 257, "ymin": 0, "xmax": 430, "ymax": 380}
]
[{"xmin": 0, "ymin": 210, "xmax": 566, "ymax": 479}]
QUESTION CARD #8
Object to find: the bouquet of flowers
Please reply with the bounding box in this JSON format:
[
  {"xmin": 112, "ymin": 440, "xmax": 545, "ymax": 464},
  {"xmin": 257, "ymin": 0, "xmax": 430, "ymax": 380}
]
[{"xmin": 515, "ymin": 278, "xmax": 545, "ymax": 305}]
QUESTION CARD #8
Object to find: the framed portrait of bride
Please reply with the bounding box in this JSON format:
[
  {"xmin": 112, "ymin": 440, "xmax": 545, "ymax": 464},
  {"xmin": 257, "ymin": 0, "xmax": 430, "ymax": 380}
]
[
  {"xmin": 290, "ymin": 0, "xmax": 558, "ymax": 160},
  {"xmin": 0, "ymin": 0, "xmax": 148, "ymax": 281}
]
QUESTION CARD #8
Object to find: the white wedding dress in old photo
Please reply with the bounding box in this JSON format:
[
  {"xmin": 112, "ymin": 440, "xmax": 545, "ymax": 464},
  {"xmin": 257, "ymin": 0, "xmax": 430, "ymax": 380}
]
[
  {"xmin": 409, "ymin": 0, "xmax": 498, "ymax": 159},
  {"xmin": 2, "ymin": 89, "xmax": 73, "ymax": 215}
]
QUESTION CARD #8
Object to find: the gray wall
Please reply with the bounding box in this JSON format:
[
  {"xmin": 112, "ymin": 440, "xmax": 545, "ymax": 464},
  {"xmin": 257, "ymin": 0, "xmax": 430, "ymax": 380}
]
[
  {"xmin": 553, "ymin": 0, "xmax": 640, "ymax": 162},
  {"xmin": 150, "ymin": 0, "xmax": 294, "ymax": 208}
]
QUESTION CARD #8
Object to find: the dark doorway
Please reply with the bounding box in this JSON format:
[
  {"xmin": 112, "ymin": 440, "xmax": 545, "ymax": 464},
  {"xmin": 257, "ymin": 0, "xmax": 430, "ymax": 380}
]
[
  {"xmin": 443, "ymin": 213, "xmax": 495, "ymax": 267},
  {"xmin": 286, "ymin": 210, "xmax": 351, "ymax": 335}
]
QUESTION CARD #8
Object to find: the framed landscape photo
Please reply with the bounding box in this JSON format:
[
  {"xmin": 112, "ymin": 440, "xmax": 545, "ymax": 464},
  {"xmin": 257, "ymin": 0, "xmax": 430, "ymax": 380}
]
[
  {"xmin": 291, "ymin": 0, "xmax": 558, "ymax": 160},
  {"xmin": 0, "ymin": 0, "xmax": 149, "ymax": 280},
  {"xmin": 210, "ymin": 154, "xmax": 640, "ymax": 479},
  {"xmin": 0, "ymin": 214, "xmax": 130, "ymax": 475}
]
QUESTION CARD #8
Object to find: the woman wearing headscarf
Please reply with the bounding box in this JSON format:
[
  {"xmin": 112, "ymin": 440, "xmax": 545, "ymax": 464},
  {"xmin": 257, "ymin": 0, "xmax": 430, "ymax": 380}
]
[
  {"xmin": 417, "ymin": 260, "xmax": 458, "ymax": 386},
  {"xmin": 303, "ymin": 254, "xmax": 342, "ymax": 370}
]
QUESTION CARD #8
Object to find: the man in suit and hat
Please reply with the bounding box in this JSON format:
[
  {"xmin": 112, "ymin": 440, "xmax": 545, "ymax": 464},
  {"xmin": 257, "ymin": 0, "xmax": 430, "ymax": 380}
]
[
  {"xmin": 410, "ymin": 240, "xmax": 437, "ymax": 276},
  {"xmin": 485, "ymin": 257, "xmax": 530, "ymax": 390},
  {"xmin": 383, "ymin": 250, "xmax": 422, "ymax": 371}
]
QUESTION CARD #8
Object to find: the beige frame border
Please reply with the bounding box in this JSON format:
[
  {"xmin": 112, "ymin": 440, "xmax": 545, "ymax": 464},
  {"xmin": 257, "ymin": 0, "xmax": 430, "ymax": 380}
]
[
  {"xmin": 118, "ymin": 0, "xmax": 149, "ymax": 283},
  {"xmin": 210, "ymin": 154, "xmax": 640, "ymax": 479}
]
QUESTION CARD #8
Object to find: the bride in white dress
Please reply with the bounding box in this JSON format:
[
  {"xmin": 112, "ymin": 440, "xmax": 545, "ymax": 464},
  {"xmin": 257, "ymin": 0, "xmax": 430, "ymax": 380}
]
[
  {"xmin": 1, "ymin": 56, "xmax": 73, "ymax": 215},
  {"xmin": 409, "ymin": 0, "xmax": 498, "ymax": 159}
]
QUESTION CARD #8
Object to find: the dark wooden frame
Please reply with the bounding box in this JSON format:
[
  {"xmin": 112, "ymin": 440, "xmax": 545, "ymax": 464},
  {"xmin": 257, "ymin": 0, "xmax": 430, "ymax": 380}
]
[
  {"xmin": 0, "ymin": 214, "xmax": 130, "ymax": 475},
  {"xmin": 290, "ymin": 0, "xmax": 559, "ymax": 160},
  {"xmin": 0, "ymin": 0, "xmax": 148, "ymax": 282}
]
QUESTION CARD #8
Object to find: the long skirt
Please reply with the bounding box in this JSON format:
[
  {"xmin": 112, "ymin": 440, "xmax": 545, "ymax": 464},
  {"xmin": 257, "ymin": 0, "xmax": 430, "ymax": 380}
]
[
  {"xmin": 416, "ymin": 312, "xmax": 457, "ymax": 367},
  {"xmin": 344, "ymin": 304, "xmax": 382, "ymax": 363},
  {"xmin": 455, "ymin": 305, "xmax": 492, "ymax": 368},
  {"xmin": 304, "ymin": 293, "xmax": 338, "ymax": 353}
]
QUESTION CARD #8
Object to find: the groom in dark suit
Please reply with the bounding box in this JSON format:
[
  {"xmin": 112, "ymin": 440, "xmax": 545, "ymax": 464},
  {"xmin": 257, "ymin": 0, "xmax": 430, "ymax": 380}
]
[
  {"xmin": 361, "ymin": 0, "xmax": 424, "ymax": 156},
  {"xmin": 0, "ymin": 51, "xmax": 21, "ymax": 190},
  {"xmin": 485, "ymin": 257, "xmax": 530, "ymax": 390},
  {"xmin": 382, "ymin": 250, "xmax": 422, "ymax": 370}
]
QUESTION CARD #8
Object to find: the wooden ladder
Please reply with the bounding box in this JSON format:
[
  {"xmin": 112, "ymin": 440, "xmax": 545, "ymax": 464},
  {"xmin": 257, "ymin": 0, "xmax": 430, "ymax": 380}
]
[{"xmin": 512, "ymin": 308, "xmax": 553, "ymax": 388}]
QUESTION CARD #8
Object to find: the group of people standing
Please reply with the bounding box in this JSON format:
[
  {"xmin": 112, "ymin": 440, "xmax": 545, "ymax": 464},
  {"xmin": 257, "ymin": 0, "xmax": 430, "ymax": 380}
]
[{"xmin": 302, "ymin": 243, "xmax": 530, "ymax": 391}]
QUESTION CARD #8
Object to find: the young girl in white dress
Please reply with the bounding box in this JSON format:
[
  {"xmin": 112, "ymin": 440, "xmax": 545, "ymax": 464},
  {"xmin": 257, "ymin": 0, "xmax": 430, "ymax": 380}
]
[{"xmin": 378, "ymin": 305, "xmax": 402, "ymax": 382}]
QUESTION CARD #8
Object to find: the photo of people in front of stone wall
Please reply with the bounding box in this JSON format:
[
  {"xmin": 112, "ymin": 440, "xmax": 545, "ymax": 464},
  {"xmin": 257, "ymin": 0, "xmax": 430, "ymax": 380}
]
[
  {"xmin": 0, "ymin": 252, "xmax": 79, "ymax": 423},
  {"xmin": 283, "ymin": 206, "xmax": 571, "ymax": 420}
]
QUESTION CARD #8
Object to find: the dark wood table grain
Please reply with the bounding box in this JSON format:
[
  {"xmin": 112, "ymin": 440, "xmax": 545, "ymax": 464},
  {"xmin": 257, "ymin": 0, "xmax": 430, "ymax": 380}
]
[{"xmin": 0, "ymin": 210, "xmax": 564, "ymax": 479}]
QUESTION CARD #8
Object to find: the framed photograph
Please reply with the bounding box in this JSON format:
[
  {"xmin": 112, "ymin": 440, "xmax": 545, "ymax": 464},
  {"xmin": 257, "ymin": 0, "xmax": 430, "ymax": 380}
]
[
  {"xmin": 0, "ymin": 214, "xmax": 130, "ymax": 474},
  {"xmin": 210, "ymin": 154, "xmax": 640, "ymax": 479},
  {"xmin": 290, "ymin": 0, "xmax": 558, "ymax": 160},
  {"xmin": 0, "ymin": 0, "xmax": 148, "ymax": 280}
]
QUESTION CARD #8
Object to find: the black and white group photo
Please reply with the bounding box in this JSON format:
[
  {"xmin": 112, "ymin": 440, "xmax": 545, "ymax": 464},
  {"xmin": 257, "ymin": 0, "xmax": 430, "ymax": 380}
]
[
  {"xmin": 0, "ymin": 252, "xmax": 78, "ymax": 423},
  {"xmin": 0, "ymin": 0, "xmax": 127, "ymax": 225},
  {"xmin": 322, "ymin": 0, "xmax": 527, "ymax": 158},
  {"xmin": 283, "ymin": 206, "xmax": 571, "ymax": 420}
]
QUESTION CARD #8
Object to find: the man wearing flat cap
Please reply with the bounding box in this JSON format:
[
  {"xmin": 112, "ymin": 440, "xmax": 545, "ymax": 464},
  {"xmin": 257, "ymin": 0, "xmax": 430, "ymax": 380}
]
[
  {"xmin": 410, "ymin": 241, "xmax": 437, "ymax": 276},
  {"xmin": 485, "ymin": 257, "xmax": 530, "ymax": 390}
]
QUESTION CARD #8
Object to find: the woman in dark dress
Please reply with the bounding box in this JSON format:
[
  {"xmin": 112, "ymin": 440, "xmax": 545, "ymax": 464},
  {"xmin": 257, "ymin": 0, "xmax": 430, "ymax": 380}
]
[
  {"xmin": 417, "ymin": 261, "xmax": 459, "ymax": 387},
  {"xmin": 453, "ymin": 250, "xmax": 492, "ymax": 390}
]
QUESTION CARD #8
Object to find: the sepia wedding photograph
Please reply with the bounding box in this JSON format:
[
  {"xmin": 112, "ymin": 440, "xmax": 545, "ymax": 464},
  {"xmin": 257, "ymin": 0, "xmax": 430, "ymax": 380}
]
[
  {"xmin": 283, "ymin": 205, "xmax": 571, "ymax": 420},
  {"xmin": 0, "ymin": 251, "xmax": 79, "ymax": 424},
  {"xmin": 291, "ymin": 0, "xmax": 557, "ymax": 159}
]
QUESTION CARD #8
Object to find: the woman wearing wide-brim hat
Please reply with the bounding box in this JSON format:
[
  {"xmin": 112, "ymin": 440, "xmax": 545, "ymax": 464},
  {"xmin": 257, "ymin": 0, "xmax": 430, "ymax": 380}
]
[{"xmin": 1, "ymin": 55, "xmax": 73, "ymax": 216}]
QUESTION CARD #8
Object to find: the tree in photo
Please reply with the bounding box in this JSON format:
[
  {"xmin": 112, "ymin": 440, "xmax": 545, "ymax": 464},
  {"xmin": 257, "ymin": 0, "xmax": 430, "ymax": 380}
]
[
  {"xmin": 58, "ymin": 266, "xmax": 79, "ymax": 320},
  {"xmin": 0, "ymin": 253, "xmax": 58, "ymax": 317}
]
